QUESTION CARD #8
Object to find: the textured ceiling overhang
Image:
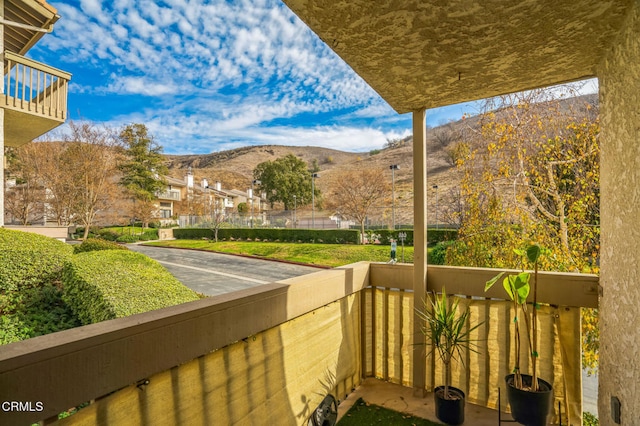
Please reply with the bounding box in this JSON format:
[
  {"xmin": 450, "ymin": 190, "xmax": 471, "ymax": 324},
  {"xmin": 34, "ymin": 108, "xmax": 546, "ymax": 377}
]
[
  {"xmin": 4, "ymin": 0, "xmax": 59, "ymax": 55},
  {"xmin": 282, "ymin": 0, "xmax": 633, "ymax": 113}
]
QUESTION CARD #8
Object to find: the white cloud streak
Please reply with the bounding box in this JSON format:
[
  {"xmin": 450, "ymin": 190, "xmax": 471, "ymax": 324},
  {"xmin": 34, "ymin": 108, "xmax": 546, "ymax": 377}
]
[{"xmin": 35, "ymin": 1, "xmax": 409, "ymax": 153}]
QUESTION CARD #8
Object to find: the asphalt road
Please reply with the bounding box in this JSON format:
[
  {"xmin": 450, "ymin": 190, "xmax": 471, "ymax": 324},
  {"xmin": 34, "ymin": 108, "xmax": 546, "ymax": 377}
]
[{"xmin": 128, "ymin": 244, "xmax": 322, "ymax": 296}]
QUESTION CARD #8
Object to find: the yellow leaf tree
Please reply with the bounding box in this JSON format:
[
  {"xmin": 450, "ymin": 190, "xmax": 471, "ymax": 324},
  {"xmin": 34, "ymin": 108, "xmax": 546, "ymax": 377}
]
[{"xmin": 447, "ymin": 86, "xmax": 600, "ymax": 371}]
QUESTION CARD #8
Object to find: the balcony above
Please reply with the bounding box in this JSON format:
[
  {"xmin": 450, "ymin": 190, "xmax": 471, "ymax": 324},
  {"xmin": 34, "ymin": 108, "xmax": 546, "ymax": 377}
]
[
  {"xmin": 156, "ymin": 189, "xmax": 181, "ymax": 201},
  {"xmin": 3, "ymin": 51, "xmax": 71, "ymax": 147}
]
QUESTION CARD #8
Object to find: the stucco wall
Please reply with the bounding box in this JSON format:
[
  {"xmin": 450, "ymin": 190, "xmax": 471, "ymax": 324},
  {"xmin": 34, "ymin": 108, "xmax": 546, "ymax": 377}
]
[{"xmin": 598, "ymin": 2, "xmax": 640, "ymax": 424}]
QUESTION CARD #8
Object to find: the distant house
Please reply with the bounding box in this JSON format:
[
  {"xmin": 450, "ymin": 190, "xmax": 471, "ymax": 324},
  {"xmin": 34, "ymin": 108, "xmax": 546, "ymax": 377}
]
[{"xmin": 155, "ymin": 171, "xmax": 268, "ymax": 226}]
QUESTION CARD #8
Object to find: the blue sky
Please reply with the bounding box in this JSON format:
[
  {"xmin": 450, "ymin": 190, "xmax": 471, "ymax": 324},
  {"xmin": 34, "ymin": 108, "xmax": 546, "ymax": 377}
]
[
  {"xmin": 30, "ymin": 0, "xmax": 595, "ymax": 155},
  {"xmin": 25, "ymin": 0, "xmax": 476, "ymax": 155}
]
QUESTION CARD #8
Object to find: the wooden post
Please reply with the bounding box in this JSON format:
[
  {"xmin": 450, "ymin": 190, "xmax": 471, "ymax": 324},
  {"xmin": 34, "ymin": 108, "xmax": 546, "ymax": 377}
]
[{"xmin": 412, "ymin": 109, "xmax": 428, "ymax": 396}]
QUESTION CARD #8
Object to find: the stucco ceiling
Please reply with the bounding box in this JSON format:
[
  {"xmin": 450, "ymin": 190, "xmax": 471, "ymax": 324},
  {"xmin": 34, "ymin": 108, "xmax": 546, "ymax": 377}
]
[{"xmin": 282, "ymin": 0, "xmax": 633, "ymax": 113}]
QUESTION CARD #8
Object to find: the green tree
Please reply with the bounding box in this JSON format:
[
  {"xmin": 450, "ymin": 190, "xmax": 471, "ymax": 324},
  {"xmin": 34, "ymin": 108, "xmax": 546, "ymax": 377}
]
[
  {"xmin": 117, "ymin": 124, "xmax": 167, "ymax": 227},
  {"xmin": 253, "ymin": 154, "xmax": 317, "ymax": 210}
]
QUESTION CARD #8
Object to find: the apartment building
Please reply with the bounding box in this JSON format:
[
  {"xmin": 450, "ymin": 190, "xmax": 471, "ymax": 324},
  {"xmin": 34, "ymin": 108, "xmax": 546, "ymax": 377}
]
[{"xmin": 0, "ymin": 0, "xmax": 70, "ymax": 227}]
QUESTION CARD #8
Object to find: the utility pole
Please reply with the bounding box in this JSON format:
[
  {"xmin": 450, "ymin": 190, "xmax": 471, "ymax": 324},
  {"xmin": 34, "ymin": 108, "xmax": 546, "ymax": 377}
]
[
  {"xmin": 311, "ymin": 173, "xmax": 319, "ymax": 228},
  {"xmin": 433, "ymin": 184, "xmax": 439, "ymax": 229},
  {"xmin": 390, "ymin": 165, "xmax": 400, "ymax": 229},
  {"xmin": 251, "ymin": 179, "xmax": 261, "ymax": 228}
]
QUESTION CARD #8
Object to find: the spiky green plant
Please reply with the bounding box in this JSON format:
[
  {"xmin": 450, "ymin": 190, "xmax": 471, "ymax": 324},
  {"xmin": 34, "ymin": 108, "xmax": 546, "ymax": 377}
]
[{"xmin": 416, "ymin": 288, "xmax": 484, "ymax": 399}]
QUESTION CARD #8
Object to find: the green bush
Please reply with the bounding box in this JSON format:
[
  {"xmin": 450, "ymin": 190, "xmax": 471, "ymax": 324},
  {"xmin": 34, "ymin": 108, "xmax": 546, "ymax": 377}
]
[
  {"xmin": 97, "ymin": 229, "xmax": 119, "ymax": 241},
  {"xmin": 429, "ymin": 241, "xmax": 454, "ymax": 265},
  {"xmin": 0, "ymin": 228, "xmax": 73, "ymax": 295},
  {"xmin": 116, "ymin": 234, "xmax": 139, "ymax": 243},
  {"xmin": 62, "ymin": 251, "xmax": 200, "ymax": 325},
  {"xmin": 583, "ymin": 412, "xmax": 598, "ymax": 426},
  {"xmin": 173, "ymin": 228, "xmax": 360, "ymax": 244},
  {"xmin": 139, "ymin": 229, "xmax": 159, "ymax": 241},
  {"xmin": 0, "ymin": 229, "xmax": 77, "ymax": 345},
  {"xmin": 0, "ymin": 284, "xmax": 80, "ymax": 344},
  {"xmin": 73, "ymin": 238, "xmax": 129, "ymax": 254}
]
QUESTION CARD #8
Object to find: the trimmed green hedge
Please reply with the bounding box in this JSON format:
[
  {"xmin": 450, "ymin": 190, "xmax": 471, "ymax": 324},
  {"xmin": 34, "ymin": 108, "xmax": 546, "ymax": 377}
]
[
  {"xmin": 173, "ymin": 227, "xmax": 457, "ymax": 246},
  {"xmin": 0, "ymin": 228, "xmax": 73, "ymax": 294},
  {"xmin": 0, "ymin": 229, "xmax": 76, "ymax": 345},
  {"xmin": 62, "ymin": 251, "xmax": 200, "ymax": 325},
  {"xmin": 174, "ymin": 228, "xmax": 361, "ymax": 244},
  {"xmin": 73, "ymin": 238, "xmax": 130, "ymax": 254},
  {"xmin": 116, "ymin": 234, "xmax": 139, "ymax": 243}
]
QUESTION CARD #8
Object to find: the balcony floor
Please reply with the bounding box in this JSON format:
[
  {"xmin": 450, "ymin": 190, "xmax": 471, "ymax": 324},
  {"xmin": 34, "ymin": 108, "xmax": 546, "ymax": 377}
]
[{"xmin": 337, "ymin": 378, "xmax": 499, "ymax": 425}]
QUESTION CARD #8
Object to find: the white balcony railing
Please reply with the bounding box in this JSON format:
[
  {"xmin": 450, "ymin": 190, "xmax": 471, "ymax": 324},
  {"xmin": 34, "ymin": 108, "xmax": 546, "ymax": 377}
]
[{"xmin": 3, "ymin": 51, "xmax": 71, "ymax": 121}]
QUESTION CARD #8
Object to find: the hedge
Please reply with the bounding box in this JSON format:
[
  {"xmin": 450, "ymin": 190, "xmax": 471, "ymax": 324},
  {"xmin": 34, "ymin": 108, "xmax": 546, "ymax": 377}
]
[
  {"xmin": 0, "ymin": 229, "xmax": 77, "ymax": 345},
  {"xmin": 174, "ymin": 228, "xmax": 361, "ymax": 244},
  {"xmin": 62, "ymin": 250, "xmax": 200, "ymax": 325},
  {"xmin": 0, "ymin": 228, "xmax": 73, "ymax": 294},
  {"xmin": 73, "ymin": 238, "xmax": 130, "ymax": 254},
  {"xmin": 172, "ymin": 227, "xmax": 457, "ymax": 246}
]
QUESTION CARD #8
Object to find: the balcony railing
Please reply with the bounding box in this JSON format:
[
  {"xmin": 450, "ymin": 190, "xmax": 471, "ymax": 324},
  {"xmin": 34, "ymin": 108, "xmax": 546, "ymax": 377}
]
[
  {"xmin": 0, "ymin": 262, "xmax": 597, "ymax": 425},
  {"xmin": 3, "ymin": 51, "xmax": 70, "ymax": 122},
  {"xmin": 156, "ymin": 190, "xmax": 181, "ymax": 201}
]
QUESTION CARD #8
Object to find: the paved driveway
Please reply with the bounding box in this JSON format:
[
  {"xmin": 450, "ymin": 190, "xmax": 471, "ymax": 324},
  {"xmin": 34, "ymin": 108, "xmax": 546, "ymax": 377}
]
[{"xmin": 128, "ymin": 244, "xmax": 322, "ymax": 296}]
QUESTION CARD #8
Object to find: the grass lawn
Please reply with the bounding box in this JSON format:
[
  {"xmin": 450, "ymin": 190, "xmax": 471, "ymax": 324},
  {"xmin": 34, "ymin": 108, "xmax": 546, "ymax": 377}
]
[
  {"xmin": 337, "ymin": 398, "xmax": 443, "ymax": 426},
  {"xmin": 144, "ymin": 240, "xmax": 420, "ymax": 268}
]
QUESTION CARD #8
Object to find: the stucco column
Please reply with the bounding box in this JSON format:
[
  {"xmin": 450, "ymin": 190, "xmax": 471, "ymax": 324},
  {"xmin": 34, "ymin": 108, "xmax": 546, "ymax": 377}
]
[
  {"xmin": 0, "ymin": 0, "xmax": 4, "ymax": 228},
  {"xmin": 597, "ymin": 3, "xmax": 640, "ymax": 425},
  {"xmin": 412, "ymin": 109, "xmax": 427, "ymax": 396}
]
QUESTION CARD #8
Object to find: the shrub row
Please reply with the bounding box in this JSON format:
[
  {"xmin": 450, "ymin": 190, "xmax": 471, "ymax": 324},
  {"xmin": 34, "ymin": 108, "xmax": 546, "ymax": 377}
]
[
  {"xmin": 174, "ymin": 228, "xmax": 361, "ymax": 244},
  {"xmin": 96, "ymin": 228, "xmax": 158, "ymax": 242},
  {"xmin": 62, "ymin": 250, "xmax": 200, "ymax": 325},
  {"xmin": 173, "ymin": 227, "xmax": 457, "ymax": 245},
  {"xmin": 73, "ymin": 238, "xmax": 130, "ymax": 254},
  {"xmin": 0, "ymin": 229, "xmax": 200, "ymax": 345}
]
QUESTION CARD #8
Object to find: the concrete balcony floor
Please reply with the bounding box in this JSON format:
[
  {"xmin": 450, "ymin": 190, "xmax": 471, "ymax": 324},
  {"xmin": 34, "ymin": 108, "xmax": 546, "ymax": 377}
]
[{"xmin": 337, "ymin": 378, "xmax": 498, "ymax": 425}]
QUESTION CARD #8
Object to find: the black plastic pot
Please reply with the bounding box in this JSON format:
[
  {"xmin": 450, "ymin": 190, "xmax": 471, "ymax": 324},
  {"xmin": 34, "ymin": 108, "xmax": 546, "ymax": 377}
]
[
  {"xmin": 434, "ymin": 386, "xmax": 465, "ymax": 425},
  {"xmin": 505, "ymin": 374, "xmax": 553, "ymax": 426}
]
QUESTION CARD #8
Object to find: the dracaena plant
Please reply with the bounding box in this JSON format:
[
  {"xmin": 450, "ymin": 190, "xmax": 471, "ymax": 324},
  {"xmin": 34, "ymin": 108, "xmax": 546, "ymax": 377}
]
[
  {"xmin": 485, "ymin": 244, "xmax": 547, "ymax": 391},
  {"xmin": 416, "ymin": 288, "xmax": 484, "ymax": 399}
]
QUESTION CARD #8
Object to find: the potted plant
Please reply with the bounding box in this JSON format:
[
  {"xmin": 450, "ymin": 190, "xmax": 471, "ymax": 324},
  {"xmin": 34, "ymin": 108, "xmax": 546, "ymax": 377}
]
[
  {"xmin": 416, "ymin": 288, "xmax": 484, "ymax": 425},
  {"xmin": 484, "ymin": 244, "xmax": 553, "ymax": 426}
]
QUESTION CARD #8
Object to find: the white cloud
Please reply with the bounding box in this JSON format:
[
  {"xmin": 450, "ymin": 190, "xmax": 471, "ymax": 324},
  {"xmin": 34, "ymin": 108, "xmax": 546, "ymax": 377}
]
[
  {"xmin": 37, "ymin": 0, "xmax": 405, "ymax": 153},
  {"xmin": 105, "ymin": 76, "xmax": 178, "ymax": 96}
]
